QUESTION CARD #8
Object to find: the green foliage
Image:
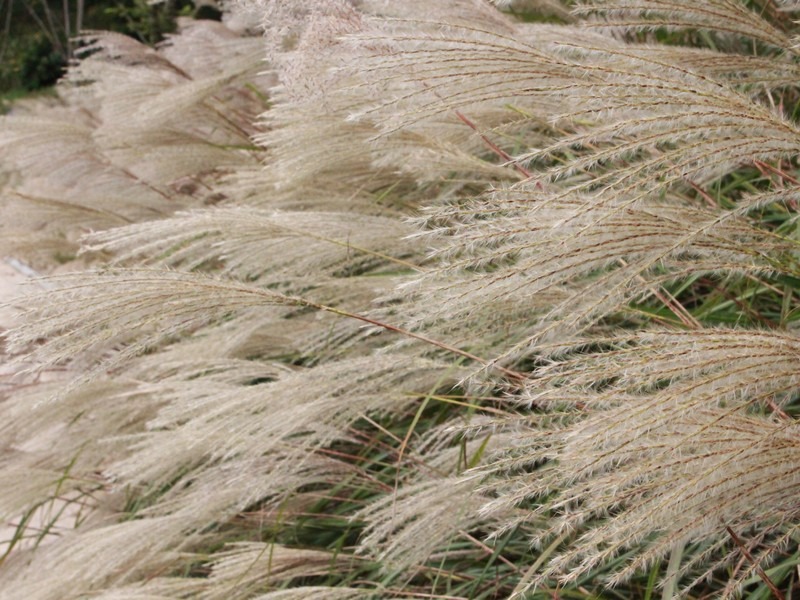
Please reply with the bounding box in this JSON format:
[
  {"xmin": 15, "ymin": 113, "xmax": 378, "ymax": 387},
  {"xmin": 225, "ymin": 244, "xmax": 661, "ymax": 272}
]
[
  {"xmin": 17, "ymin": 34, "xmax": 65, "ymax": 90},
  {"xmin": 0, "ymin": 0, "xmax": 195, "ymax": 97},
  {"xmin": 0, "ymin": 35, "xmax": 63, "ymax": 100},
  {"xmin": 102, "ymin": 0, "xmax": 192, "ymax": 45}
]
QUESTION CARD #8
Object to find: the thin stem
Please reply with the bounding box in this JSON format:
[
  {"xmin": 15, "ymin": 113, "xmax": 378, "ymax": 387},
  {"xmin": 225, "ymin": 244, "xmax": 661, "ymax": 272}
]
[
  {"xmin": 454, "ymin": 110, "xmax": 532, "ymax": 179},
  {"xmin": 726, "ymin": 525, "xmax": 785, "ymax": 600},
  {"xmin": 313, "ymin": 300, "xmax": 526, "ymax": 382},
  {"xmin": 62, "ymin": 0, "xmax": 71, "ymax": 57}
]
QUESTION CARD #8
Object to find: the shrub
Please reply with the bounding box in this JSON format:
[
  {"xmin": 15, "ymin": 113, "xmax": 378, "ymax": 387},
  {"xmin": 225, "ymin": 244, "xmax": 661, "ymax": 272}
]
[{"xmin": 0, "ymin": 0, "xmax": 195, "ymax": 96}]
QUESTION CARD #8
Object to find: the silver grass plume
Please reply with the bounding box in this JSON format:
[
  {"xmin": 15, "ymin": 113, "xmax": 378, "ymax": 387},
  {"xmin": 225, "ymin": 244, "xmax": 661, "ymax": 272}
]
[{"xmin": 1, "ymin": 0, "xmax": 800, "ymax": 598}]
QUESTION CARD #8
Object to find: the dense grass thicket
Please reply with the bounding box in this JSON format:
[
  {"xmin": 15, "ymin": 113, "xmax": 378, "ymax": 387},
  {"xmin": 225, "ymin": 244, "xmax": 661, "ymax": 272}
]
[{"xmin": 2, "ymin": 0, "xmax": 800, "ymax": 598}]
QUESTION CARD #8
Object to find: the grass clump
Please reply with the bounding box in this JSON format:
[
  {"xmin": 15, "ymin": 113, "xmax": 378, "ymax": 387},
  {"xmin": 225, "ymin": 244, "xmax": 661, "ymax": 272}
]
[{"xmin": 1, "ymin": 0, "xmax": 800, "ymax": 598}]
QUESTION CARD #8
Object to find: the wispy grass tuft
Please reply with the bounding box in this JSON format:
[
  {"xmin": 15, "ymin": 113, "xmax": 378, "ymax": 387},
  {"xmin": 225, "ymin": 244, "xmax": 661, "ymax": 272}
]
[{"xmin": 1, "ymin": 0, "xmax": 800, "ymax": 599}]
